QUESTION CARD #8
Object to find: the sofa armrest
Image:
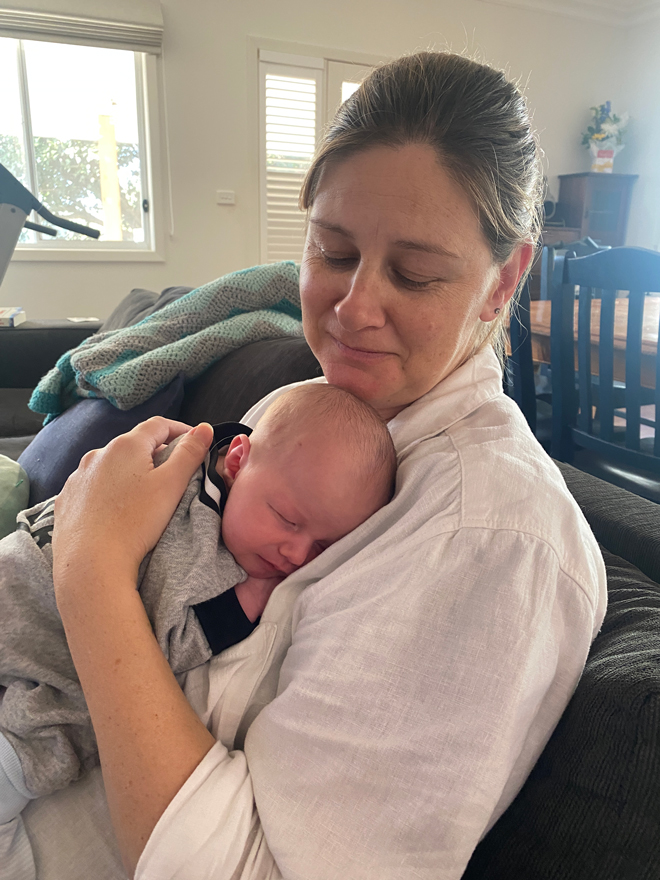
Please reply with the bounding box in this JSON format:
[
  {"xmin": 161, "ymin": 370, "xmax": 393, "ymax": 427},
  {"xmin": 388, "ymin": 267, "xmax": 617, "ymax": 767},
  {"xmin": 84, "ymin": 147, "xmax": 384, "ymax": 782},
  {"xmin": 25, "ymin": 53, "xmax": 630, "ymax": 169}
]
[
  {"xmin": 555, "ymin": 459, "xmax": 660, "ymax": 585},
  {"xmin": 463, "ymin": 545, "xmax": 660, "ymax": 880}
]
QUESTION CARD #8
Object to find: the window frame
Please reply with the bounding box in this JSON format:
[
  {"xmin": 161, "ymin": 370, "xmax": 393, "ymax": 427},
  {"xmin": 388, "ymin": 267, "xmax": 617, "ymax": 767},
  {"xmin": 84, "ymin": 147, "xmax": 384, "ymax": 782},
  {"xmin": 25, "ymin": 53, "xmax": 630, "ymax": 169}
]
[{"xmin": 6, "ymin": 43, "xmax": 166, "ymax": 263}]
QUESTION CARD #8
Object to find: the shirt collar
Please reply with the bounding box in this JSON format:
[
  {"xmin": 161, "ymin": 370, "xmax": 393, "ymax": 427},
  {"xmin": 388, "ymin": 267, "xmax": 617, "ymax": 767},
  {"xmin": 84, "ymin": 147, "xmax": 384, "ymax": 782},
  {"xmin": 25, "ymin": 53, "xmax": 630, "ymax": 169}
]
[{"xmin": 387, "ymin": 346, "xmax": 504, "ymax": 461}]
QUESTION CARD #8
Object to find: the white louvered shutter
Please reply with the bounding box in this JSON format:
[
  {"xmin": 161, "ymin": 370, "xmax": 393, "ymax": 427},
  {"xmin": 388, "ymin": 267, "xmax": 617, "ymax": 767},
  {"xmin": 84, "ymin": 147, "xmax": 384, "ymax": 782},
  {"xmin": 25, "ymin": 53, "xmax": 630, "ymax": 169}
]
[{"xmin": 259, "ymin": 54, "xmax": 322, "ymax": 263}]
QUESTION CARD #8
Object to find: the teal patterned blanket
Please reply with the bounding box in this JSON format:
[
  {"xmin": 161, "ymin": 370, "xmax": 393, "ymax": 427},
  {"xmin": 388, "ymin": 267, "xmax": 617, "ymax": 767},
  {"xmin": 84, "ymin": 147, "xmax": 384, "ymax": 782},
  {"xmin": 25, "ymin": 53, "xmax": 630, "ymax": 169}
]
[{"xmin": 29, "ymin": 262, "xmax": 303, "ymax": 424}]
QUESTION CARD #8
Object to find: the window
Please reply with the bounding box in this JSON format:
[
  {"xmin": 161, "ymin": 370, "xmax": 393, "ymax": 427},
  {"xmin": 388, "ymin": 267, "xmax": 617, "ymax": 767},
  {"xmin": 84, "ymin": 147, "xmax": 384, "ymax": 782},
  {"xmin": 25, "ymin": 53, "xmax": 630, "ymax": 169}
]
[
  {"xmin": 0, "ymin": 1, "xmax": 163, "ymax": 255},
  {"xmin": 259, "ymin": 50, "xmax": 374, "ymax": 264}
]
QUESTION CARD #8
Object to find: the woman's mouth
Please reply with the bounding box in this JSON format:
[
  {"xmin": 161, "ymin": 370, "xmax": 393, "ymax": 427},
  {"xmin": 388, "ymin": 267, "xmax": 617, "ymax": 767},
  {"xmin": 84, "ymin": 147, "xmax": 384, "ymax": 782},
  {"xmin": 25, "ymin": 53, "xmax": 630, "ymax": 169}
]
[{"xmin": 331, "ymin": 336, "xmax": 393, "ymax": 362}]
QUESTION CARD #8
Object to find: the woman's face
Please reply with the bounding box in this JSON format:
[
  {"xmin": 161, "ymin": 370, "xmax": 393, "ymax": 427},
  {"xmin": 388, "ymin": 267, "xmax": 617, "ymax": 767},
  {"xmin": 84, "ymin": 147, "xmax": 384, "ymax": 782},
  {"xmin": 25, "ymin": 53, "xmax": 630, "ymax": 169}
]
[{"xmin": 300, "ymin": 143, "xmax": 530, "ymax": 421}]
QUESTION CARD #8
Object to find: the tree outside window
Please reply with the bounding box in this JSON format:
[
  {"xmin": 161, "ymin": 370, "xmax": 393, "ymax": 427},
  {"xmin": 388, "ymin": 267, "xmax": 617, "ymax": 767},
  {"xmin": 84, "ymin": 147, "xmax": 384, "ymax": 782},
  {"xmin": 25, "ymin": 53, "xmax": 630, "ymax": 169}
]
[{"xmin": 0, "ymin": 38, "xmax": 148, "ymax": 245}]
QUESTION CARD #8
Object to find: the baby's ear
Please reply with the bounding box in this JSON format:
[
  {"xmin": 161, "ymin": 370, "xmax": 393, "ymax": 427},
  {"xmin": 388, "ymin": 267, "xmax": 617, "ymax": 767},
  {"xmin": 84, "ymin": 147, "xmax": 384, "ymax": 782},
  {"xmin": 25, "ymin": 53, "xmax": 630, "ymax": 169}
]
[{"xmin": 221, "ymin": 434, "xmax": 251, "ymax": 486}]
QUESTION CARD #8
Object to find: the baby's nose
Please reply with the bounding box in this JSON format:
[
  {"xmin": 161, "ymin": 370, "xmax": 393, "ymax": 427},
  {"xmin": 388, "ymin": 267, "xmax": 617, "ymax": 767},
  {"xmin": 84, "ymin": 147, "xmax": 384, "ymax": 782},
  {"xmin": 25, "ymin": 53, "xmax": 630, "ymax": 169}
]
[{"xmin": 282, "ymin": 536, "xmax": 313, "ymax": 568}]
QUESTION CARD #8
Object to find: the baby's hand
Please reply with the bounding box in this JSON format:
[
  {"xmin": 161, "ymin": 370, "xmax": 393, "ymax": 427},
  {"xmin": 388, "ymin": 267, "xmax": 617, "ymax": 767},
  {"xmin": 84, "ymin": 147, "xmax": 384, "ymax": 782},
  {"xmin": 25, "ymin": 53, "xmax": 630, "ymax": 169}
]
[{"xmin": 234, "ymin": 575, "xmax": 284, "ymax": 623}]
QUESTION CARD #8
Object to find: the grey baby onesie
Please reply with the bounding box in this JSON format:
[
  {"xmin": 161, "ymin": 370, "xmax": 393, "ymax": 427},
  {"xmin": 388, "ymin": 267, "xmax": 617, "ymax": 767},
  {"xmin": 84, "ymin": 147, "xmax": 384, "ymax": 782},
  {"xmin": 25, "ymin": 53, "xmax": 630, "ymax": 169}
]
[{"xmin": 0, "ymin": 423, "xmax": 253, "ymax": 797}]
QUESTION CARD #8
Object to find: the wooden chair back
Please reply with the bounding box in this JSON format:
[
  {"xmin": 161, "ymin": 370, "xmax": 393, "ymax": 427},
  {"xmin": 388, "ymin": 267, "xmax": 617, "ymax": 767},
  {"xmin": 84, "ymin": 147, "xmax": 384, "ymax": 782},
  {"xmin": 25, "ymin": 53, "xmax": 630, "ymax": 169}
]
[
  {"xmin": 506, "ymin": 279, "xmax": 536, "ymax": 432},
  {"xmin": 540, "ymin": 245, "xmax": 564, "ymax": 301},
  {"xmin": 550, "ymin": 247, "xmax": 660, "ymax": 478}
]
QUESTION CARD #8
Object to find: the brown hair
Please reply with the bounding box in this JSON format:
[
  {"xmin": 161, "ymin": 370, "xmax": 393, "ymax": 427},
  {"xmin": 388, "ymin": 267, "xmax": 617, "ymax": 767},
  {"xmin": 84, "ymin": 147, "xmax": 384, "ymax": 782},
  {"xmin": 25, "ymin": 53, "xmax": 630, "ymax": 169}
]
[
  {"xmin": 300, "ymin": 51, "xmax": 544, "ymax": 359},
  {"xmin": 257, "ymin": 383, "xmax": 396, "ymax": 506}
]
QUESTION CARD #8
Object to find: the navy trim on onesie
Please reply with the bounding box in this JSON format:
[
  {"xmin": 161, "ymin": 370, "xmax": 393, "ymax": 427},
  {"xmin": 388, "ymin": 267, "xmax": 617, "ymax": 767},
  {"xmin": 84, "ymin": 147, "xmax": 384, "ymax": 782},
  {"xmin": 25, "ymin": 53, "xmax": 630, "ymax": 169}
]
[
  {"xmin": 194, "ymin": 584, "xmax": 261, "ymax": 656},
  {"xmin": 193, "ymin": 422, "xmax": 260, "ymax": 656},
  {"xmin": 198, "ymin": 422, "xmax": 252, "ymax": 516}
]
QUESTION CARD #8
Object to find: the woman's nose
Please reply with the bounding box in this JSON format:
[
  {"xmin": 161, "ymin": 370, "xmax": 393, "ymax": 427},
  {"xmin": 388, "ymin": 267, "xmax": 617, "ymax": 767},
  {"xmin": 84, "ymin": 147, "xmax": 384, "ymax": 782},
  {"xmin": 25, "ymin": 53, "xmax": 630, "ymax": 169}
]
[{"xmin": 334, "ymin": 264, "xmax": 387, "ymax": 333}]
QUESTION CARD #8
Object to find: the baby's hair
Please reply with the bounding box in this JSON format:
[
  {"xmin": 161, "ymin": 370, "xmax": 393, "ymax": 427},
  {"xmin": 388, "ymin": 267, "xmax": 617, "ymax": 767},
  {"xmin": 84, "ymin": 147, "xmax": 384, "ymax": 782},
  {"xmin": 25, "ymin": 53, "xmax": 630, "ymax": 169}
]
[{"xmin": 257, "ymin": 383, "xmax": 397, "ymax": 504}]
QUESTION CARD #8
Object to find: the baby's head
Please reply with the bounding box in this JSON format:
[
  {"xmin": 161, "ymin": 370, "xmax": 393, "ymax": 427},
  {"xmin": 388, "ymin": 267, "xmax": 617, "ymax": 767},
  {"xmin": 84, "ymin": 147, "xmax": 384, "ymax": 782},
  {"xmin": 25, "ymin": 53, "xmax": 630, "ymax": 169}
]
[{"xmin": 220, "ymin": 384, "xmax": 396, "ymax": 578}]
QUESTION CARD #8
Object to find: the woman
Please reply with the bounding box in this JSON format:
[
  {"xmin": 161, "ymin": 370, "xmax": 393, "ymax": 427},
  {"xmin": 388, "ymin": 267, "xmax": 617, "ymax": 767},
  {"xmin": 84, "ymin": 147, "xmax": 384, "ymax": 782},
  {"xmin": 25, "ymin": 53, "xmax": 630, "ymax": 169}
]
[{"xmin": 23, "ymin": 52, "xmax": 606, "ymax": 879}]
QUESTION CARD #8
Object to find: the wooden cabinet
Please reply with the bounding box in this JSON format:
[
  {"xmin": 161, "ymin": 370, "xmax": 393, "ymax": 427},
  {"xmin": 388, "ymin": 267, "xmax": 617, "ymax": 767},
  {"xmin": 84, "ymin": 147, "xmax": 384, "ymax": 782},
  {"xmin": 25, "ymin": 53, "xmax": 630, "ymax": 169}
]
[{"xmin": 557, "ymin": 172, "xmax": 638, "ymax": 247}]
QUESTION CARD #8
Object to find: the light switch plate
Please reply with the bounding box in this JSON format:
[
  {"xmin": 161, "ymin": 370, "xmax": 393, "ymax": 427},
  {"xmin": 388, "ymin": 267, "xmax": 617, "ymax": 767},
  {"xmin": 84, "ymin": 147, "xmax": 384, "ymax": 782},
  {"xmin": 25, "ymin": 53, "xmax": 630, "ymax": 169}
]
[{"xmin": 216, "ymin": 190, "xmax": 236, "ymax": 205}]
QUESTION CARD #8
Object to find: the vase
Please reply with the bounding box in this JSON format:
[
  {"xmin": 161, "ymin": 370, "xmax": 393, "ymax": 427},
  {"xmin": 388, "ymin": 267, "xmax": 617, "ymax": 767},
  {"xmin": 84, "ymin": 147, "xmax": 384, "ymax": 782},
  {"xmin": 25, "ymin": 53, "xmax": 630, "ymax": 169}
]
[{"xmin": 589, "ymin": 138, "xmax": 623, "ymax": 173}]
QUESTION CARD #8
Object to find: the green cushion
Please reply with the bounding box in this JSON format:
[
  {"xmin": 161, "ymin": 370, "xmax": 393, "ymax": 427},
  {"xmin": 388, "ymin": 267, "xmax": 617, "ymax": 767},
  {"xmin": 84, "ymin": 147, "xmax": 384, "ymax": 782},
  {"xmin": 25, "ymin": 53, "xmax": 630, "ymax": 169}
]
[
  {"xmin": 462, "ymin": 546, "xmax": 660, "ymax": 879},
  {"xmin": 0, "ymin": 454, "xmax": 29, "ymax": 539}
]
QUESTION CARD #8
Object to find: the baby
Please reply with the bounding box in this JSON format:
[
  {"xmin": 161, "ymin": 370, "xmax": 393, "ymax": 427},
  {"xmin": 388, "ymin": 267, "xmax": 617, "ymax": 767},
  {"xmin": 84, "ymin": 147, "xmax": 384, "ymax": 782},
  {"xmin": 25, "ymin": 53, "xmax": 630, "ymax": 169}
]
[{"xmin": 0, "ymin": 383, "xmax": 396, "ymax": 824}]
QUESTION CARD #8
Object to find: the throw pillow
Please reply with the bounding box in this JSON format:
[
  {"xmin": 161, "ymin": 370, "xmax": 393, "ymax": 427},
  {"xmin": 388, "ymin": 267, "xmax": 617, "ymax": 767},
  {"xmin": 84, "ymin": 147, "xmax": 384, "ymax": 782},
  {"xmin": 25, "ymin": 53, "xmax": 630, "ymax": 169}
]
[
  {"xmin": 18, "ymin": 375, "xmax": 185, "ymax": 506},
  {"xmin": 0, "ymin": 455, "xmax": 29, "ymax": 540}
]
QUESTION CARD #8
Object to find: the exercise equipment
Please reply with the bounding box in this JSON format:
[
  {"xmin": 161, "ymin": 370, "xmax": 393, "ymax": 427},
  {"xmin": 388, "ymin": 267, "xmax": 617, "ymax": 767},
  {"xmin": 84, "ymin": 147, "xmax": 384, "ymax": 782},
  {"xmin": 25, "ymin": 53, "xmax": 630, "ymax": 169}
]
[{"xmin": 0, "ymin": 162, "xmax": 100, "ymax": 287}]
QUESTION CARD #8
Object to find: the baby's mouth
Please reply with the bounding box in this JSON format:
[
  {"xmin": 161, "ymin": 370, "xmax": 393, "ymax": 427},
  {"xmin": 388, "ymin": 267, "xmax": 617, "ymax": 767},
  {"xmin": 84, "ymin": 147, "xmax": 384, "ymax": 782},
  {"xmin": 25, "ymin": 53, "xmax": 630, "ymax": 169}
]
[{"xmin": 259, "ymin": 555, "xmax": 292, "ymax": 576}]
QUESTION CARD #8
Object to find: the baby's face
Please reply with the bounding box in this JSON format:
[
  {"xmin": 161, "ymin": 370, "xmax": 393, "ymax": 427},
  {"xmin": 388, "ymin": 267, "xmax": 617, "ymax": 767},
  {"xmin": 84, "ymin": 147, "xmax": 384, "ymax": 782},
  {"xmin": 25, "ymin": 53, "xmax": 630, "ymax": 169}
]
[{"xmin": 221, "ymin": 432, "xmax": 382, "ymax": 579}]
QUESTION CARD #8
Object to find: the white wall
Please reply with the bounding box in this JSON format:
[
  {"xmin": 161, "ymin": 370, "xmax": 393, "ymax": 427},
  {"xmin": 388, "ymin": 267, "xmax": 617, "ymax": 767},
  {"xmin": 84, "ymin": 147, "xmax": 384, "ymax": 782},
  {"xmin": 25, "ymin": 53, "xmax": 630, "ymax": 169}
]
[
  {"xmin": 617, "ymin": 18, "xmax": 660, "ymax": 250},
  {"xmin": 0, "ymin": 0, "xmax": 630, "ymax": 318}
]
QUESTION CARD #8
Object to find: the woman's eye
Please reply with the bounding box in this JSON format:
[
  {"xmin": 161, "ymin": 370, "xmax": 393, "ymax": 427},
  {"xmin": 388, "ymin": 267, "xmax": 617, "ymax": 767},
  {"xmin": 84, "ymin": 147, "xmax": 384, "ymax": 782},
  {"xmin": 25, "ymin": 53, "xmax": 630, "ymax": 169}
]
[
  {"xmin": 396, "ymin": 274, "xmax": 429, "ymax": 290},
  {"xmin": 322, "ymin": 252, "xmax": 357, "ymax": 268},
  {"xmin": 393, "ymin": 269, "xmax": 436, "ymax": 290},
  {"xmin": 312, "ymin": 241, "xmax": 357, "ymax": 268}
]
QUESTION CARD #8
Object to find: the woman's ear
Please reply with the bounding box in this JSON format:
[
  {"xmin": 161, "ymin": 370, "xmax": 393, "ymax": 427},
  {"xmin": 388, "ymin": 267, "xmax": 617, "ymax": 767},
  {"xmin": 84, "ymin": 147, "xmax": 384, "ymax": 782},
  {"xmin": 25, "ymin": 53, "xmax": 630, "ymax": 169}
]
[
  {"xmin": 221, "ymin": 434, "xmax": 251, "ymax": 487},
  {"xmin": 480, "ymin": 241, "xmax": 535, "ymax": 322}
]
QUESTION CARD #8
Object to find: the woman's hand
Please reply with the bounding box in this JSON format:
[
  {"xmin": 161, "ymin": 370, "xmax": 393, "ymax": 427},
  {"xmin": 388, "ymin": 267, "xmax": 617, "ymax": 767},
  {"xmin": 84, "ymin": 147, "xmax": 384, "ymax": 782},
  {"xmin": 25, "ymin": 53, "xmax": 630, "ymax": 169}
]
[
  {"xmin": 51, "ymin": 417, "xmax": 217, "ymax": 874},
  {"xmin": 53, "ymin": 417, "xmax": 214, "ymax": 589}
]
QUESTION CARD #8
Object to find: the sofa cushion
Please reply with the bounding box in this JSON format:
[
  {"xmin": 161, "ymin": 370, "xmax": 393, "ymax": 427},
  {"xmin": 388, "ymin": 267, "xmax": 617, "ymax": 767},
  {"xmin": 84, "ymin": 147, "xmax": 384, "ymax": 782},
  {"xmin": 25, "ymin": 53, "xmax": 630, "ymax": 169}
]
[
  {"xmin": 179, "ymin": 336, "xmax": 322, "ymax": 426},
  {"xmin": 556, "ymin": 459, "xmax": 660, "ymax": 585},
  {"xmin": 18, "ymin": 375, "xmax": 185, "ymax": 506},
  {"xmin": 0, "ymin": 388, "xmax": 47, "ymax": 437},
  {"xmin": 461, "ymin": 547, "xmax": 660, "ymax": 879},
  {"xmin": 101, "ymin": 286, "xmax": 194, "ymax": 332},
  {"xmin": 0, "ymin": 435, "xmax": 36, "ymax": 463}
]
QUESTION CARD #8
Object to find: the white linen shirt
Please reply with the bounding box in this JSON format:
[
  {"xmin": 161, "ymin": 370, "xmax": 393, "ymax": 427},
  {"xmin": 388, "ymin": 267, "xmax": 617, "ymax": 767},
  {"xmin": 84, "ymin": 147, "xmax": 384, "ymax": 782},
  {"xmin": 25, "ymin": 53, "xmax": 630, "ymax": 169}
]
[{"xmin": 23, "ymin": 346, "xmax": 607, "ymax": 880}]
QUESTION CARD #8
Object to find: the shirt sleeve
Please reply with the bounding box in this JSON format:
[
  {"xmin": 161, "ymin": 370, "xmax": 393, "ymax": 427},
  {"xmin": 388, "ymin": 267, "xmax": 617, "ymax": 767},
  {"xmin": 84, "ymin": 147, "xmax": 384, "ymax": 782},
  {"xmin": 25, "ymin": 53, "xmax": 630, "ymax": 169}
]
[
  {"xmin": 135, "ymin": 524, "xmax": 601, "ymax": 880},
  {"xmin": 135, "ymin": 742, "xmax": 280, "ymax": 880}
]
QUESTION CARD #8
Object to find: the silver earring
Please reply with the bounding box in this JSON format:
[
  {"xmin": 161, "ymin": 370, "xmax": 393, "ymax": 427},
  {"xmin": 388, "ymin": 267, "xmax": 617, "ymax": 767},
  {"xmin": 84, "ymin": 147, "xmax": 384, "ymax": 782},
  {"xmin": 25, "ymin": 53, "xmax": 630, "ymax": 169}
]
[{"xmin": 494, "ymin": 307, "xmax": 501, "ymax": 315}]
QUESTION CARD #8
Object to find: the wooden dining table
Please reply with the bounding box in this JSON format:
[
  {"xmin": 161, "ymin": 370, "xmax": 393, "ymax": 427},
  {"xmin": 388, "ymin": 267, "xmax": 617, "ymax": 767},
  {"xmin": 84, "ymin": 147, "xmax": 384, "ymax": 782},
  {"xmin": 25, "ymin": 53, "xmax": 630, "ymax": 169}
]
[{"xmin": 527, "ymin": 297, "xmax": 660, "ymax": 389}]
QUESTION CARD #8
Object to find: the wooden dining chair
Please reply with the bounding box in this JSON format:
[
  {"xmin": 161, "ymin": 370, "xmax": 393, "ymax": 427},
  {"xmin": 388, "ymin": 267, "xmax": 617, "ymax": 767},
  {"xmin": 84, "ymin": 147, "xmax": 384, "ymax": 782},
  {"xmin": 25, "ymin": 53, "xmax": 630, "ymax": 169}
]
[
  {"xmin": 505, "ymin": 279, "xmax": 553, "ymax": 447},
  {"xmin": 550, "ymin": 246, "xmax": 660, "ymax": 502},
  {"xmin": 506, "ymin": 279, "xmax": 536, "ymax": 430},
  {"xmin": 540, "ymin": 245, "xmax": 564, "ymax": 301}
]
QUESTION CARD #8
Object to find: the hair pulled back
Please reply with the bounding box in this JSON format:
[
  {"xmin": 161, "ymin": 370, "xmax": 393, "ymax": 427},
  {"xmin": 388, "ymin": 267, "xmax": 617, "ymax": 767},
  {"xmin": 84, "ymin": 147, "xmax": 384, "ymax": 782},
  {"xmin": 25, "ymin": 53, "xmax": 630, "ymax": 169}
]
[{"xmin": 301, "ymin": 51, "xmax": 543, "ymax": 265}]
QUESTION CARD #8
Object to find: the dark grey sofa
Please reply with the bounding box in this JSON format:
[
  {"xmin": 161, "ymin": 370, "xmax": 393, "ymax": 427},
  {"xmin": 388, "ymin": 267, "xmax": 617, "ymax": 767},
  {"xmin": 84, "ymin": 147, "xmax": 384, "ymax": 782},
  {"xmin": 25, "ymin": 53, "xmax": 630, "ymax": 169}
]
[{"xmin": 1, "ymin": 287, "xmax": 659, "ymax": 878}]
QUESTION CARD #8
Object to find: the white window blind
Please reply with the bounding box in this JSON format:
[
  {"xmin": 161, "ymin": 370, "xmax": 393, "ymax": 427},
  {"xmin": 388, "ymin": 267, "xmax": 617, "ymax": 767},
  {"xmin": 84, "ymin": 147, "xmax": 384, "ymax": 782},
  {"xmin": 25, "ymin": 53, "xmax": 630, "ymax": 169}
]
[
  {"xmin": 259, "ymin": 58, "xmax": 322, "ymax": 264},
  {"xmin": 258, "ymin": 51, "xmax": 374, "ymax": 264},
  {"xmin": 0, "ymin": 0, "xmax": 163, "ymax": 53}
]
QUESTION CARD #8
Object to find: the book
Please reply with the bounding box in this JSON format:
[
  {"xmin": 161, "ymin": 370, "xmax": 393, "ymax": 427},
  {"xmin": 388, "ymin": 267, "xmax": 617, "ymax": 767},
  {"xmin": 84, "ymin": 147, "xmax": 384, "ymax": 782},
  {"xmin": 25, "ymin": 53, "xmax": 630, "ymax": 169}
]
[{"xmin": 0, "ymin": 307, "xmax": 26, "ymax": 327}]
